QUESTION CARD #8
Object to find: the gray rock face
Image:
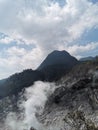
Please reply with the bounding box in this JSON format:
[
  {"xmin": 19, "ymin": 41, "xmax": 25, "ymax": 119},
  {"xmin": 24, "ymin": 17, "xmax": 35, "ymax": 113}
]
[
  {"xmin": 37, "ymin": 62, "xmax": 98, "ymax": 130},
  {"xmin": 30, "ymin": 127, "xmax": 37, "ymax": 130}
]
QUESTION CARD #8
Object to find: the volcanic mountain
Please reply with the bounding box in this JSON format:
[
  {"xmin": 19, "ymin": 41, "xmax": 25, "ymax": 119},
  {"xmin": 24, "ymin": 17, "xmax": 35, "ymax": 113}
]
[
  {"xmin": 0, "ymin": 51, "xmax": 98, "ymax": 130},
  {"xmin": 38, "ymin": 50, "xmax": 78, "ymax": 81},
  {"xmin": 0, "ymin": 50, "xmax": 78, "ymax": 98}
]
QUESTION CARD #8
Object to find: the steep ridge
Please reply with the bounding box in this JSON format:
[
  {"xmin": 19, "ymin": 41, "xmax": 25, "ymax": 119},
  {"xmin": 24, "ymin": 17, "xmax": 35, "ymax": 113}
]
[{"xmin": 0, "ymin": 69, "xmax": 45, "ymax": 99}]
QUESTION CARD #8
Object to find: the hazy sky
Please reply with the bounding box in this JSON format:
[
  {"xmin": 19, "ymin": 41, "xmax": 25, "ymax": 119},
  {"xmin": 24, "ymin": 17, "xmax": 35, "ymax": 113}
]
[{"xmin": 0, "ymin": 0, "xmax": 98, "ymax": 79}]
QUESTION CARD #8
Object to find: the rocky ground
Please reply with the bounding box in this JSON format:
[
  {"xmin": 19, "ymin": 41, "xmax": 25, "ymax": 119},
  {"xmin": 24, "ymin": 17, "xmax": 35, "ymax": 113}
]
[{"xmin": 37, "ymin": 61, "xmax": 98, "ymax": 130}]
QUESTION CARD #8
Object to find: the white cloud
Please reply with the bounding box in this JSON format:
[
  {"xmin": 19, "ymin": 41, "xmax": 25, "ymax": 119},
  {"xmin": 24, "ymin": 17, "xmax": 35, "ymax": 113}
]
[
  {"xmin": 0, "ymin": 0, "xmax": 98, "ymax": 78},
  {"xmin": 66, "ymin": 42, "xmax": 98, "ymax": 58},
  {"xmin": 0, "ymin": 0, "xmax": 98, "ymax": 46},
  {"xmin": 0, "ymin": 46, "xmax": 44, "ymax": 79},
  {"xmin": 68, "ymin": 2, "xmax": 98, "ymax": 40},
  {"xmin": 0, "ymin": 36, "xmax": 14, "ymax": 44},
  {"xmin": 7, "ymin": 46, "xmax": 26, "ymax": 56}
]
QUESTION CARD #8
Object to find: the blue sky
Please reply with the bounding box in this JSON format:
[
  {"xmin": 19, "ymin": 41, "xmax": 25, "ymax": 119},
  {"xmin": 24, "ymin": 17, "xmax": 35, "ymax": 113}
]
[
  {"xmin": 0, "ymin": 0, "xmax": 98, "ymax": 79},
  {"xmin": 90, "ymin": 0, "xmax": 98, "ymax": 4}
]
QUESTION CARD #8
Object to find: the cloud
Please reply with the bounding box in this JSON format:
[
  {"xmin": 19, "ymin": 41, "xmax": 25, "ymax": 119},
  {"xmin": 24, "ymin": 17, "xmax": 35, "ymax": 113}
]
[
  {"xmin": 67, "ymin": 42, "xmax": 98, "ymax": 57},
  {"xmin": 7, "ymin": 46, "xmax": 26, "ymax": 56},
  {"xmin": 0, "ymin": 36, "xmax": 14, "ymax": 44},
  {"xmin": 0, "ymin": 0, "xmax": 98, "ymax": 46},
  {"xmin": 0, "ymin": 46, "xmax": 44, "ymax": 79},
  {"xmin": 0, "ymin": 0, "xmax": 98, "ymax": 78},
  {"xmin": 12, "ymin": 0, "xmax": 98, "ymax": 55}
]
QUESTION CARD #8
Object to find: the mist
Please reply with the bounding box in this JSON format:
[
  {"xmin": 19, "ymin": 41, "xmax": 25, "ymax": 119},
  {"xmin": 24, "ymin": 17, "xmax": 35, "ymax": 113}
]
[
  {"xmin": 1, "ymin": 81, "xmax": 56, "ymax": 130},
  {"xmin": 23, "ymin": 81, "xmax": 55, "ymax": 130}
]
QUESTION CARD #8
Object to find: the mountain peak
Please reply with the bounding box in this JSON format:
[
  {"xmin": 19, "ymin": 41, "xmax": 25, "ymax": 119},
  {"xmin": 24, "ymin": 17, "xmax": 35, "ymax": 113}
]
[
  {"xmin": 38, "ymin": 50, "xmax": 78, "ymax": 70},
  {"xmin": 37, "ymin": 50, "xmax": 78, "ymax": 81},
  {"xmin": 49, "ymin": 50, "xmax": 70, "ymax": 56}
]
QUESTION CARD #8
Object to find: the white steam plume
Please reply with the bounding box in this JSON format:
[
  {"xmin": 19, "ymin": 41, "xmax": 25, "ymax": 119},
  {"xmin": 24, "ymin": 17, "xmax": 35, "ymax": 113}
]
[
  {"xmin": 23, "ymin": 81, "xmax": 55, "ymax": 130},
  {"xmin": 4, "ymin": 81, "xmax": 56, "ymax": 130}
]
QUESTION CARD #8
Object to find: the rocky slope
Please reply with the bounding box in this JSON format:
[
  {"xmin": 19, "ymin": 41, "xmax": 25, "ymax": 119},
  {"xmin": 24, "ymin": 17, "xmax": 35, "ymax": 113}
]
[{"xmin": 37, "ymin": 60, "xmax": 98, "ymax": 130}]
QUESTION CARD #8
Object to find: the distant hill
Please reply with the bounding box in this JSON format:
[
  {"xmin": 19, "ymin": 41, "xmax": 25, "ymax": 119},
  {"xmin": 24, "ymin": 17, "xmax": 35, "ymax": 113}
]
[
  {"xmin": 80, "ymin": 56, "xmax": 95, "ymax": 61},
  {"xmin": 0, "ymin": 50, "xmax": 78, "ymax": 98}
]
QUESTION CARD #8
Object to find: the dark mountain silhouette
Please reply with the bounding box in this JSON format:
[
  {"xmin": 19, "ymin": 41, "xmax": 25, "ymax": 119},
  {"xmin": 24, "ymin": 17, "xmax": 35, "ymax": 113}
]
[
  {"xmin": 0, "ymin": 69, "xmax": 44, "ymax": 98},
  {"xmin": 38, "ymin": 50, "xmax": 78, "ymax": 70},
  {"xmin": 38, "ymin": 50, "xmax": 78, "ymax": 81},
  {"xmin": 0, "ymin": 50, "xmax": 78, "ymax": 98}
]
